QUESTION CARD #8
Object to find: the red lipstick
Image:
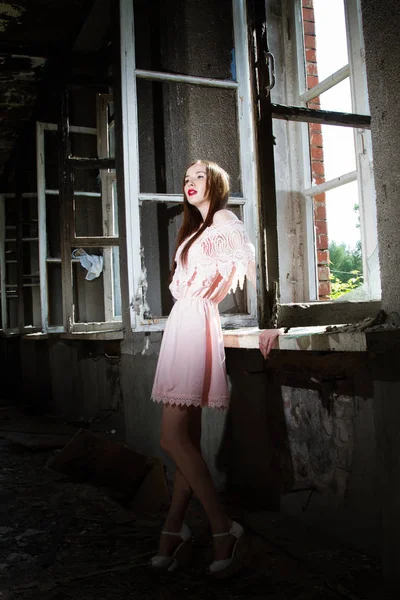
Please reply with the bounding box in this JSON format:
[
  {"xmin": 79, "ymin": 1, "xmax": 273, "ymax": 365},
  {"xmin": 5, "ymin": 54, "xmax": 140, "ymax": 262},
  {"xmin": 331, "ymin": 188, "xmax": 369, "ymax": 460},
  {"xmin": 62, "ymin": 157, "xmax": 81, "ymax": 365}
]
[{"xmin": 188, "ymin": 189, "xmax": 197, "ymax": 196}]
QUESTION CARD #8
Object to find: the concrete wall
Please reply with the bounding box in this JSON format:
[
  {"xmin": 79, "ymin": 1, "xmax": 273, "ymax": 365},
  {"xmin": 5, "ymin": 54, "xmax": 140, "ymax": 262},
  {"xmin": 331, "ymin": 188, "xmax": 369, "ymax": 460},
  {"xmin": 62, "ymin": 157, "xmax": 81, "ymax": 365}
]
[
  {"xmin": 361, "ymin": 0, "xmax": 400, "ymax": 589},
  {"xmin": 15, "ymin": 337, "xmax": 380, "ymax": 548}
]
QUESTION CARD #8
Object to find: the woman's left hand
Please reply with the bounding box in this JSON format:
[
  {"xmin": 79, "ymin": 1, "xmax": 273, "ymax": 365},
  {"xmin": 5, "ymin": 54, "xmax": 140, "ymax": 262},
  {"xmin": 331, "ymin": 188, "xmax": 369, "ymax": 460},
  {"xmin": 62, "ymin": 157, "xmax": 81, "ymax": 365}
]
[{"xmin": 258, "ymin": 329, "xmax": 282, "ymax": 359}]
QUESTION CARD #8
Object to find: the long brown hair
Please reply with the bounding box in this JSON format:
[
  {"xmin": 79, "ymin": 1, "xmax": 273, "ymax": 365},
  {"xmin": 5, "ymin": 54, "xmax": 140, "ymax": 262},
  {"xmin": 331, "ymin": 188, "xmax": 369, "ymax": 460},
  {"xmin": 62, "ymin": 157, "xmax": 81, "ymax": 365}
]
[{"xmin": 172, "ymin": 160, "xmax": 230, "ymax": 273}]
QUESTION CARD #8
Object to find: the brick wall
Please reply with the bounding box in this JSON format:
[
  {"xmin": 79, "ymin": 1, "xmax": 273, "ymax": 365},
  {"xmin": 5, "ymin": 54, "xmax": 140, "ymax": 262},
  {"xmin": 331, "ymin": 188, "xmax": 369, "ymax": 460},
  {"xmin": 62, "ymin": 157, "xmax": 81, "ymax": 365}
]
[{"xmin": 302, "ymin": 0, "xmax": 331, "ymax": 299}]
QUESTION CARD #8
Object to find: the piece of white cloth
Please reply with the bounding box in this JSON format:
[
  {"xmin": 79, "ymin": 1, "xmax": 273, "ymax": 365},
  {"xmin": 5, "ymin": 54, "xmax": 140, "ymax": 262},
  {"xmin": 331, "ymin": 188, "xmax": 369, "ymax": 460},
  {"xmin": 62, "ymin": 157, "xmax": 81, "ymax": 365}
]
[{"xmin": 71, "ymin": 248, "xmax": 103, "ymax": 280}]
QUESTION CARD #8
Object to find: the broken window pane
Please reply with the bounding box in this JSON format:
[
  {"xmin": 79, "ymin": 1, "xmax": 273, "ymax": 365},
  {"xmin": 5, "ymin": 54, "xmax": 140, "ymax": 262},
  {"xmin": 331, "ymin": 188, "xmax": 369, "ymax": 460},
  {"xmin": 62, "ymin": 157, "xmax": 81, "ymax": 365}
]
[
  {"xmin": 141, "ymin": 201, "xmax": 183, "ymax": 317},
  {"xmin": 72, "ymin": 248, "xmax": 105, "ymax": 323},
  {"xmin": 74, "ymin": 192, "xmax": 103, "ymax": 237},
  {"xmin": 71, "ymin": 245, "xmax": 121, "ymax": 324},
  {"xmin": 137, "ymin": 80, "xmax": 241, "ymax": 195},
  {"xmin": 141, "ymin": 201, "xmax": 247, "ymax": 318},
  {"xmin": 48, "ymin": 262, "xmax": 63, "ymax": 326},
  {"xmin": 70, "ymin": 132, "xmax": 98, "ymax": 158},
  {"xmin": 73, "ymin": 170, "xmax": 118, "ymax": 239},
  {"xmin": 134, "ymin": 0, "xmax": 234, "ymax": 80},
  {"xmin": 46, "ymin": 193, "xmax": 61, "ymax": 258},
  {"xmin": 6, "ymin": 295, "xmax": 18, "ymax": 330},
  {"xmin": 44, "ymin": 130, "xmax": 59, "ymax": 190},
  {"xmin": 23, "ymin": 284, "xmax": 41, "ymax": 327}
]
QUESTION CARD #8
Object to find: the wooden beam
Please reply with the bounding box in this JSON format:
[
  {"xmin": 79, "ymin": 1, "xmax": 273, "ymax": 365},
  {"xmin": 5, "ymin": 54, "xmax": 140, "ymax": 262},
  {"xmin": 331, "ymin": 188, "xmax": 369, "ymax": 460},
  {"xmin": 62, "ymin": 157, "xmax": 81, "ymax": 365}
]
[
  {"xmin": 249, "ymin": 0, "xmax": 279, "ymax": 328},
  {"xmin": 271, "ymin": 104, "xmax": 371, "ymax": 128},
  {"xmin": 277, "ymin": 300, "xmax": 381, "ymax": 328},
  {"xmin": 59, "ymin": 88, "xmax": 74, "ymax": 333}
]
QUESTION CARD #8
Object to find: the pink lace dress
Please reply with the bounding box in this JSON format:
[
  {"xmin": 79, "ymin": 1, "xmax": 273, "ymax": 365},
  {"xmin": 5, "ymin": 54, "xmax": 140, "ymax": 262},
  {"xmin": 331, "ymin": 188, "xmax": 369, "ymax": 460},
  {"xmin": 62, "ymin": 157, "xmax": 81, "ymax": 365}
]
[{"xmin": 151, "ymin": 219, "xmax": 255, "ymax": 409}]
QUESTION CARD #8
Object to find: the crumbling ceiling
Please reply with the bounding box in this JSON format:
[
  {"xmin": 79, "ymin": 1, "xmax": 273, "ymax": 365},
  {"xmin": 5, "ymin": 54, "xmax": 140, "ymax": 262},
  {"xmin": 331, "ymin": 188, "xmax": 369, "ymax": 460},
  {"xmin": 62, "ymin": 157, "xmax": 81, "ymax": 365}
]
[{"xmin": 0, "ymin": 0, "xmax": 95, "ymax": 178}]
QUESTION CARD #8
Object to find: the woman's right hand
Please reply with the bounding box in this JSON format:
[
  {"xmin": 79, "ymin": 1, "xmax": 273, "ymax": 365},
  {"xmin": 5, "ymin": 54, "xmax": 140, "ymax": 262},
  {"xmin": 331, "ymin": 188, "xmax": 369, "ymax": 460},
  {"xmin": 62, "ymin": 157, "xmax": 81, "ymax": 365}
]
[{"xmin": 258, "ymin": 328, "xmax": 283, "ymax": 359}]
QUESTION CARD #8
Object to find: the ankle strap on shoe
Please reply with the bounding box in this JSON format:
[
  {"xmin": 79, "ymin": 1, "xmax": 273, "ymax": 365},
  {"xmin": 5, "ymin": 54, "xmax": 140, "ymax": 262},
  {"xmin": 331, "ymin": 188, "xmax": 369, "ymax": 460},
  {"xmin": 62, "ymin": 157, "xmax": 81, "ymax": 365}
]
[
  {"xmin": 212, "ymin": 521, "xmax": 243, "ymax": 539},
  {"xmin": 212, "ymin": 530, "xmax": 231, "ymax": 538}
]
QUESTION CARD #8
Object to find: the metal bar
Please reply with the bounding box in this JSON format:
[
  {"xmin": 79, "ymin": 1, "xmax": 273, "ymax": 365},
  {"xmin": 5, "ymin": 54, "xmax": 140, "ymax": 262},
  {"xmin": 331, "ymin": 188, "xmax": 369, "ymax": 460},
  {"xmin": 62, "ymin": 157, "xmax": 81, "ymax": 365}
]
[
  {"xmin": 68, "ymin": 157, "xmax": 115, "ymax": 170},
  {"xmin": 0, "ymin": 195, "xmax": 7, "ymax": 329},
  {"xmin": 135, "ymin": 69, "xmax": 238, "ymax": 89},
  {"xmin": 2, "ymin": 192, "xmax": 37, "ymax": 198},
  {"xmin": 138, "ymin": 193, "xmax": 246, "ymax": 205},
  {"xmin": 303, "ymin": 170, "xmax": 358, "ymax": 196},
  {"xmin": 42, "ymin": 123, "xmax": 97, "ymax": 135},
  {"xmin": 271, "ymin": 103, "xmax": 371, "ymax": 128},
  {"xmin": 46, "ymin": 189, "xmax": 102, "ymax": 197},
  {"xmin": 300, "ymin": 64, "xmax": 350, "ymax": 104},
  {"xmin": 37, "ymin": 122, "xmax": 48, "ymax": 332},
  {"xmin": 70, "ymin": 236, "xmax": 119, "ymax": 247}
]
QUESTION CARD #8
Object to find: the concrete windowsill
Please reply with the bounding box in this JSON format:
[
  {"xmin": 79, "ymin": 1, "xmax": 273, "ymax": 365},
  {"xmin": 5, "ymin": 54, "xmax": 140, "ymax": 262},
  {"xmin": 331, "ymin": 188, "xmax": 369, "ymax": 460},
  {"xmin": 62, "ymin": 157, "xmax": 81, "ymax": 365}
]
[{"xmin": 223, "ymin": 326, "xmax": 400, "ymax": 353}]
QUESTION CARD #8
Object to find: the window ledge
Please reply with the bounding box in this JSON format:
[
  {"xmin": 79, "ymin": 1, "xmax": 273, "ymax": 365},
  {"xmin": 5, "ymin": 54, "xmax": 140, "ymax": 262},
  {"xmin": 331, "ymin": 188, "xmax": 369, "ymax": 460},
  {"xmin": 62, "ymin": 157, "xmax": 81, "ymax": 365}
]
[
  {"xmin": 223, "ymin": 326, "xmax": 400, "ymax": 353},
  {"xmin": 60, "ymin": 331, "xmax": 124, "ymax": 341}
]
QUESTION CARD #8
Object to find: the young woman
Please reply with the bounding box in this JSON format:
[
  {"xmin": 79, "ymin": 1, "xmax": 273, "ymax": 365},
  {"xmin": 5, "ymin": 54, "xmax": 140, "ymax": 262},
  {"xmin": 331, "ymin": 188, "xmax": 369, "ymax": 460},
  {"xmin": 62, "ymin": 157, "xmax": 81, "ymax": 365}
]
[{"xmin": 150, "ymin": 160, "xmax": 280, "ymax": 577}]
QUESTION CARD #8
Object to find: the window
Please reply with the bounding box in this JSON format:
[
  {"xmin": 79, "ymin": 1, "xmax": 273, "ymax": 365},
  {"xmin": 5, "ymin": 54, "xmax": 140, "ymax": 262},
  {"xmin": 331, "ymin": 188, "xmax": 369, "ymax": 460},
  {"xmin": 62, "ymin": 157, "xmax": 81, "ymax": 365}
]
[
  {"xmin": 0, "ymin": 93, "xmax": 122, "ymax": 336},
  {"xmin": 259, "ymin": 0, "xmax": 380, "ymax": 325},
  {"xmin": 0, "ymin": 190, "xmax": 42, "ymax": 334},
  {"xmin": 36, "ymin": 93, "xmax": 122, "ymax": 335},
  {"xmin": 119, "ymin": 0, "xmax": 259, "ymax": 332}
]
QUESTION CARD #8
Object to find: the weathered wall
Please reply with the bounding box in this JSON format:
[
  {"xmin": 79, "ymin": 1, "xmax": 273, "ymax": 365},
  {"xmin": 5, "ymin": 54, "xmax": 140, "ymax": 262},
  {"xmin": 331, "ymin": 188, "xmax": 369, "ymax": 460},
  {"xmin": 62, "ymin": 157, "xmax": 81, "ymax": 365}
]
[
  {"xmin": 225, "ymin": 348, "xmax": 379, "ymax": 549},
  {"xmin": 13, "ymin": 338, "xmax": 380, "ymax": 545},
  {"xmin": 361, "ymin": 0, "xmax": 400, "ymax": 588},
  {"xmin": 361, "ymin": 0, "xmax": 400, "ymax": 315}
]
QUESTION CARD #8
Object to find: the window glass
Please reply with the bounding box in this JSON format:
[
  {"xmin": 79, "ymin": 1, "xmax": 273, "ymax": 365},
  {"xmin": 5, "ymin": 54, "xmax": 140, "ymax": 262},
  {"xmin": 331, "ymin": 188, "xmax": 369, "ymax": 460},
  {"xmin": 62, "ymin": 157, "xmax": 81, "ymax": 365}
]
[
  {"xmin": 312, "ymin": 0, "xmax": 349, "ymax": 81},
  {"xmin": 72, "ymin": 248, "xmax": 105, "ymax": 323},
  {"xmin": 325, "ymin": 181, "xmax": 364, "ymax": 301},
  {"xmin": 134, "ymin": 0, "xmax": 235, "ymax": 80},
  {"xmin": 140, "ymin": 201, "xmax": 247, "ymax": 318},
  {"xmin": 48, "ymin": 262, "xmax": 63, "ymax": 326},
  {"xmin": 137, "ymin": 80, "xmax": 241, "ymax": 195}
]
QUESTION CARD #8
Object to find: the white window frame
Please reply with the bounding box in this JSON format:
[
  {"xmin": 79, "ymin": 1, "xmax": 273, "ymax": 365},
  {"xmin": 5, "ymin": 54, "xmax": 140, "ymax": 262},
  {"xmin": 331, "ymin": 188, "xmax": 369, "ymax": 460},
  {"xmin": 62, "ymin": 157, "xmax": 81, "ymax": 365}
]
[
  {"xmin": 36, "ymin": 117, "xmax": 122, "ymax": 335},
  {"xmin": 120, "ymin": 0, "xmax": 259, "ymax": 332},
  {"xmin": 293, "ymin": 0, "xmax": 379, "ymax": 302}
]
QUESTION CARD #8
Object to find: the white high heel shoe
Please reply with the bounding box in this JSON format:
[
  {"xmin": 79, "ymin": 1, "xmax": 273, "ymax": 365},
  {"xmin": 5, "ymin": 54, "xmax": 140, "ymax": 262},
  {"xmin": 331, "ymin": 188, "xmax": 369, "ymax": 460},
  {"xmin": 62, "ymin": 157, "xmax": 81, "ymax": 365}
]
[
  {"xmin": 150, "ymin": 523, "xmax": 192, "ymax": 572},
  {"xmin": 209, "ymin": 521, "xmax": 246, "ymax": 578}
]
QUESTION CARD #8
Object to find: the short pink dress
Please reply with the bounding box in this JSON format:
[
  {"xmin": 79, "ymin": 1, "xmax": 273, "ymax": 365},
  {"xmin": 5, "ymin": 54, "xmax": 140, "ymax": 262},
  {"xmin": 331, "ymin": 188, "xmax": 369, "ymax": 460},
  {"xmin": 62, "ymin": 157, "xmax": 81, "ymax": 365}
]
[{"xmin": 151, "ymin": 219, "xmax": 255, "ymax": 409}]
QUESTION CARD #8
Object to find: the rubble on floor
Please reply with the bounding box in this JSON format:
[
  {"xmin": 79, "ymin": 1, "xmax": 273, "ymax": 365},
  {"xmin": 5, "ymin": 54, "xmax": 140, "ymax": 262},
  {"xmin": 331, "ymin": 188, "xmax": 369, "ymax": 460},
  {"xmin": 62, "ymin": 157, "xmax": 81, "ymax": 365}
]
[{"xmin": 0, "ymin": 406, "xmax": 384, "ymax": 599}]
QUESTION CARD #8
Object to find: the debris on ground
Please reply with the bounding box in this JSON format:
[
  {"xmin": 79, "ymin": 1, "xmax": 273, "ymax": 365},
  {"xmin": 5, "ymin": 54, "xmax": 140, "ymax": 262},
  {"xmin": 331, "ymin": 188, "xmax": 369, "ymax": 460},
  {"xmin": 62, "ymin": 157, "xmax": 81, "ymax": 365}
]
[{"xmin": 0, "ymin": 405, "xmax": 384, "ymax": 599}]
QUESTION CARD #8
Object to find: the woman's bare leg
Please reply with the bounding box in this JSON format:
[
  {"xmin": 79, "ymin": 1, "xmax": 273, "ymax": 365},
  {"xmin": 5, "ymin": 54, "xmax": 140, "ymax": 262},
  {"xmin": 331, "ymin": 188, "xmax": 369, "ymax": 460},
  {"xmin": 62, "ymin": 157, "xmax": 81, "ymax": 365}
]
[
  {"xmin": 160, "ymin": 404, "xmax": 236, "ymax": 561},
  {"xmin": 158, "ymin": 407, "xmax": 201, "ymax": 555}
]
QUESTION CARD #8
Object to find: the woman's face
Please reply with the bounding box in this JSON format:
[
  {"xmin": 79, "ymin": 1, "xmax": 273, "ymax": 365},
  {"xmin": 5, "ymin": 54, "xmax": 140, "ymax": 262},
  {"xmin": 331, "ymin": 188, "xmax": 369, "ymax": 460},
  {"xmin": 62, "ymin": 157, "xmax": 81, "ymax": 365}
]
[{"xmin": 184, "ymin": 163, "xmax": 209, "ymax": 209}]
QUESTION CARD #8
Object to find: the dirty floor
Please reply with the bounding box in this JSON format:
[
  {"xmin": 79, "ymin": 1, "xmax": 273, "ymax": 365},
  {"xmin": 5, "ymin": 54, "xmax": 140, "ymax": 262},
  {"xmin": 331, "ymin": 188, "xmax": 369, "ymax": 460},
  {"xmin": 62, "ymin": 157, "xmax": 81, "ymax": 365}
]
[{"xmin": 0, "ymin": 406, "xmax": 384, "ymax": 600}]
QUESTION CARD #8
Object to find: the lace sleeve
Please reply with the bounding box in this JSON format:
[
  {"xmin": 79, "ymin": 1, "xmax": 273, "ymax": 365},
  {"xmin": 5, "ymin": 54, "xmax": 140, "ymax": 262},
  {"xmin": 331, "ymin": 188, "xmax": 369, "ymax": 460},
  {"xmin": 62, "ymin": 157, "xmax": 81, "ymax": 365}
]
[{"xmin": 200, "ymin": 220, "xmax": 255, "ymax": 291}]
